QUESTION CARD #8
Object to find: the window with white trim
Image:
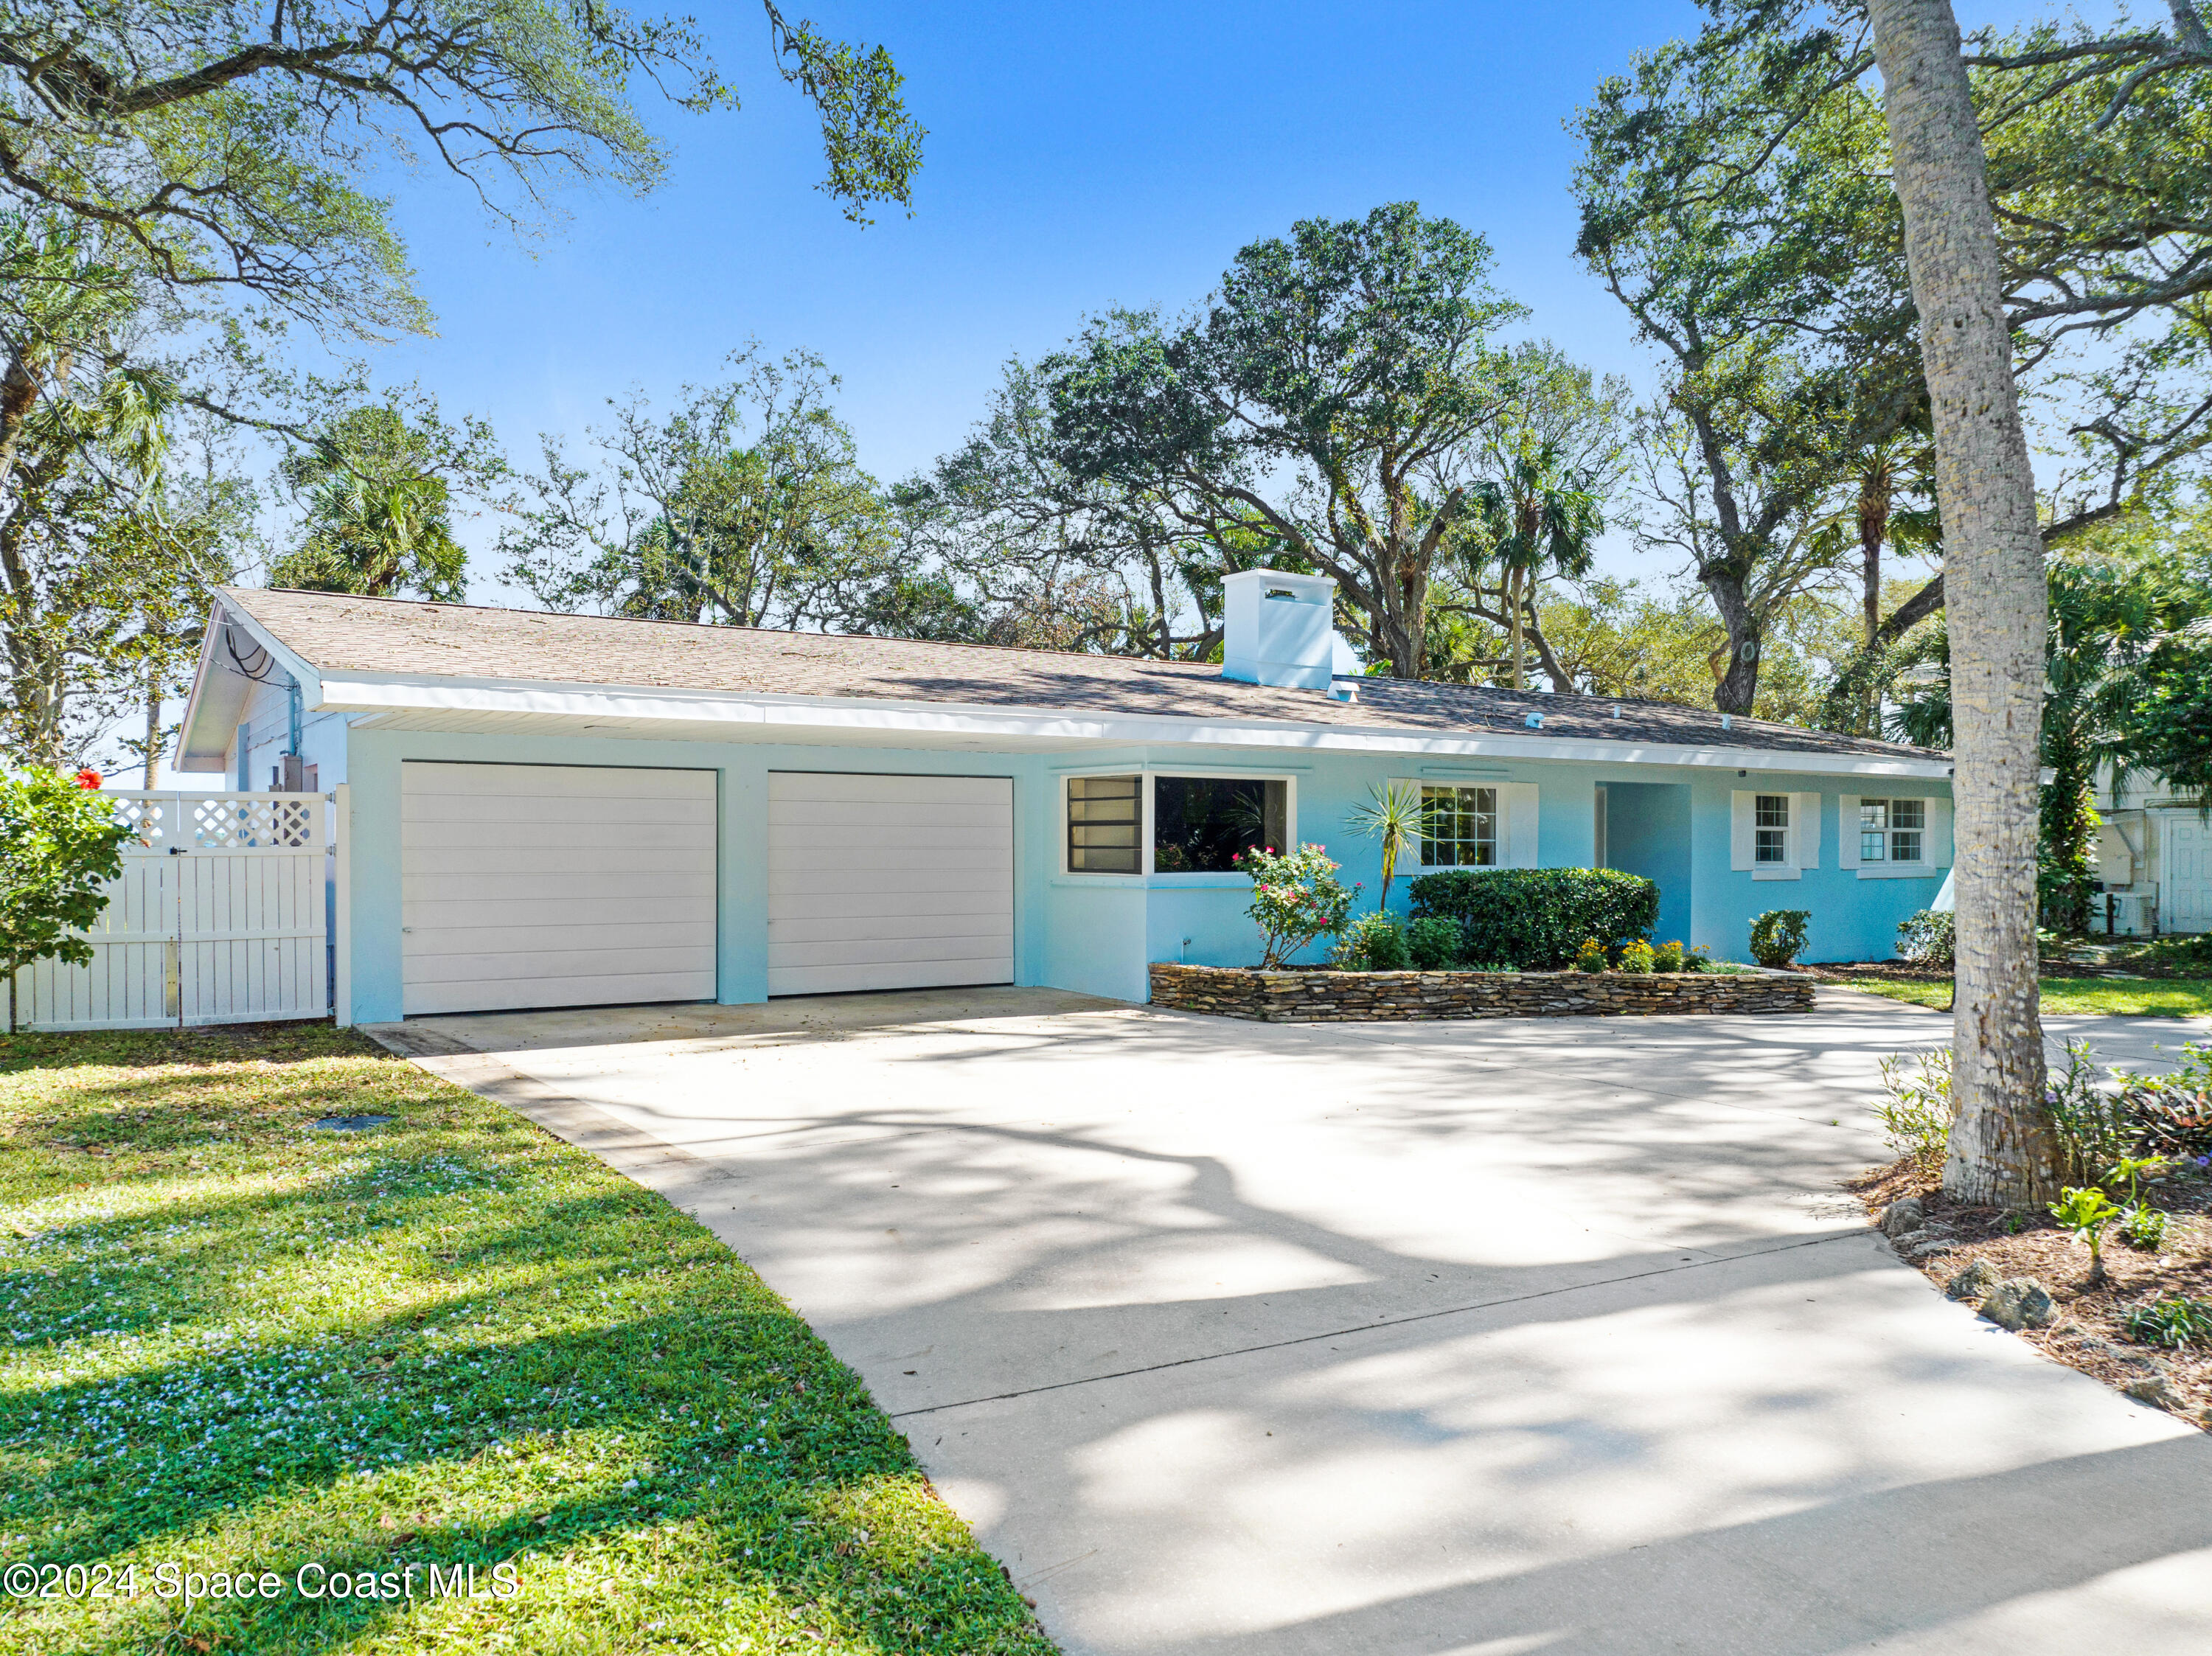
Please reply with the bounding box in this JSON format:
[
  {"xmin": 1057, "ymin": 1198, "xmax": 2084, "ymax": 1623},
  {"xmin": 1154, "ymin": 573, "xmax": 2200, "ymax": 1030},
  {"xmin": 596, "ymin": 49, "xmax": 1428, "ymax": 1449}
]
[
  {"xmin": 1420, "ymin": 785, "xmax": 1498, "ymax": 868},
  {"xmin": 1754, "ymin": 794, "xmax": 1790, "ymax": 864},
  {"xmin": 1857, "ymin": 798, "xmax": 1925, "ymax": 865}
]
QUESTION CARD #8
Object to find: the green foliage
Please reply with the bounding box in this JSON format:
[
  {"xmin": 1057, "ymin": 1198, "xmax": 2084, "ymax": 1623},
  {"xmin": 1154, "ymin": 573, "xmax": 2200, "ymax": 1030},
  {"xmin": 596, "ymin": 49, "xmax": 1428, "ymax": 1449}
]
[
  {"xmin": 504, "ymin": 349, "xmax": 900, "ymax": 631},
  {"xmin": 1239, "ymin": 844, "xmax": 1358, "ymax": 970},
  {"xmin": 2045, "ymin": 1039, "xmax": 2135, "ymax": 1183},
  {"xmin": 1, "ymin": 770, "xmax": 133, "ymax": 1026},
  {"xmin": 1618, "ymin": 938, "xmax": 1656, "ymax": 974},
  {"xmin": 1876, "ymin": 1046, "xmax": 1955, "ymax": 1175},
  {"xmin": 1747, "ymin": 910, "xmax": 1809, "ymax": 969},
  {"xmin": 2104, "ymin": 1153, "xmax": 2167, "ymax": 1207},
  {"xmin": 1334, "ymin": 911, "xmax": 1410, "ymax": 973},
  {"xmin": 2128, "ymin": 630, "xmax": 2212, "ymax": 806},
  {"xmin": 0, "ymin": 1025, "xmax": 1047, "ymax": 1654},
  {"xmin": 2124, "ymin": 1295, "xmax": 2212, "ymax": 1350},
  {"xmin": 2111, "ymin": 1042, "xmax": 2212, "ymax": 1162},
  {"xmin": 1895, "ymin": 908, "xmax": 1955, "ymax": 967},
  {"xmin": 2121, "ymin": 1205, "xmax": 2169, "ymax": 1251},
  {"xmin": 2048, "ymin": 1185, "xmax": 2122, "ymax": 1277},
  {"xmin": 1573, "ymin": 937, "xmax": 1609, "ymax": 974},
  {"xmin": 1408, "ymin": 866, "xmax": 1658, "ymax": 972},
  {"xmin": 1685, "ymin": 944, "xmax": 1714, "ymax": 973},
  {"xmin": 1043, "ymin": 203, "xmax": 1525, "ymax": 676},
  {"xmin": 271, "ymin": 404, "xmax": 498, "ymax": 601},
  {"xmin": 1345, "ymin": 782, "xmax": 1436, "ymax": 911},
  {"xmin": 1406, "ymin": 916, "xmax": 1461, "ymax": 970},
  {"xmin": 0, "ymin": 1, "xmax": 919, "ymax": 347}
]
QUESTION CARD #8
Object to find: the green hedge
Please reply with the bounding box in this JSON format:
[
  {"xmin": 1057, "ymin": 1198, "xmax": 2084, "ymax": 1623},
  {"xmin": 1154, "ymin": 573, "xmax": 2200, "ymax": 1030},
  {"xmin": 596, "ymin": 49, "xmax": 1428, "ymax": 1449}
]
[{"xmin": 1407, "ymin": 868, "xmax": 1660, "ymax": 970}]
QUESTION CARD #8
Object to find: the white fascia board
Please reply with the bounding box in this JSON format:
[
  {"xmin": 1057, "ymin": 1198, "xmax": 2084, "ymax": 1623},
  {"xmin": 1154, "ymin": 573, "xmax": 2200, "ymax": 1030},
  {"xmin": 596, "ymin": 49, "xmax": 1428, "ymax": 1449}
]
[
  {"xmin": 313, "ymin": 669, "xmax": 1955, "ymax": 779},
  {"xmin": 173, "ymin": 619, "xmax": 236, "ymax": 770}
]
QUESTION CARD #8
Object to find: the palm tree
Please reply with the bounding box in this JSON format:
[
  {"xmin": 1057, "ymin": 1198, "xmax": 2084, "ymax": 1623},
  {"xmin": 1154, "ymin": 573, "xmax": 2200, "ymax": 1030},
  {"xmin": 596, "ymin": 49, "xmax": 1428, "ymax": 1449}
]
[{"xmin": 1465, "ymin": 439, "xmax": 1604, "ymax": 689}]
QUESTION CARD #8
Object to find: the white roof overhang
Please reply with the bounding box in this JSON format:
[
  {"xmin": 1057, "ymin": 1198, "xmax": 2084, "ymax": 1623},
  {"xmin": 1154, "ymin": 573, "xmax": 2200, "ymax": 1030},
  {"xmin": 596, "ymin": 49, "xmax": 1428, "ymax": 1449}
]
[{"xmin": 310, "ymin": 667, "xmax": 1954, "ymax": 778}]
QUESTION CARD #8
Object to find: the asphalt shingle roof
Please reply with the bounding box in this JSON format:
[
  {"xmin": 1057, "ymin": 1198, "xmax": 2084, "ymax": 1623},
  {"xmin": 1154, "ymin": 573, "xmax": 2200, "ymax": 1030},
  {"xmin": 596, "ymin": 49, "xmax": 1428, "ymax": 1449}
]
[{"xmin": 221, "ymin": 586, "xmax": 1947, "ymax": 762}]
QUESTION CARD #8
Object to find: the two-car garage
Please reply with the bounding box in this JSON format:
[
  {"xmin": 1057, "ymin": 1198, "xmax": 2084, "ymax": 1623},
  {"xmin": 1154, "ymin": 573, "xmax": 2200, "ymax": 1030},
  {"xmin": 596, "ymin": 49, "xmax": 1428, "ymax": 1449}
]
[{"xmin": 398, "ymin": 762, "xmax": 1015, "ymax": 1016}]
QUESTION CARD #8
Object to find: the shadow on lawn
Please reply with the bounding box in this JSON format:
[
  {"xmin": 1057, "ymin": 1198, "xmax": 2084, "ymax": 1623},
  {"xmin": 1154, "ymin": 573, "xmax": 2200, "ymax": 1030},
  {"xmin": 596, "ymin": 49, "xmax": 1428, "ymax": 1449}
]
[{"xmin": 1, "ymin": 1062, "xmax": 1049, "ymax": 1654}]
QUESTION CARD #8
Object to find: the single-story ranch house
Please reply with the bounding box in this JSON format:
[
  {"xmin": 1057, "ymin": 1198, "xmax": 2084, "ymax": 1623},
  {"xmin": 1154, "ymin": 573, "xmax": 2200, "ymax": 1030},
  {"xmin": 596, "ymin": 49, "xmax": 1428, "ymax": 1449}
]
[{"xmin": 175, "ymin": 571, "xmax": 1955, "ymax": 1023}]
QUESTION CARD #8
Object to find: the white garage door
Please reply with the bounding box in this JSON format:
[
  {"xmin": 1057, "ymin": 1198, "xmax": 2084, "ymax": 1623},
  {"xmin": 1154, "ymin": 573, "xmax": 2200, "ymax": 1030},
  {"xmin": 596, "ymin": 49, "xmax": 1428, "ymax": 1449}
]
[
  {"xmin": 401, "ymin": 762, "xmax": 717, "ymax": 1016},
  {"xmin": 768, "ymin": 772, "xmax": 1014, "ymax": 995}
]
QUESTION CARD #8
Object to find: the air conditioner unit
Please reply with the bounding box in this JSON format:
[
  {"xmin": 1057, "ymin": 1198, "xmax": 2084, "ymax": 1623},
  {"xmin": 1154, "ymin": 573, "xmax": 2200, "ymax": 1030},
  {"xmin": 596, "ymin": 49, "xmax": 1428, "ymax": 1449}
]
[{"xmin": 2102, "ymin": 890, "xmax": 2157, "ymax": 937}]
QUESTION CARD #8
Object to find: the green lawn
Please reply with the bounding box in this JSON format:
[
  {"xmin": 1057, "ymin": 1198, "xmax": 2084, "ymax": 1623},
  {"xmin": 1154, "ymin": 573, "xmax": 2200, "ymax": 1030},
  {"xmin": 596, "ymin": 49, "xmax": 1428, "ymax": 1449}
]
[
  {"xmin": 1840, "ymin": 975, "xmax": 2212, "ymax": 1017},
  {"xmin": 0, "ymin": 1024, "xmax": 1054, "ymax": 1656}
]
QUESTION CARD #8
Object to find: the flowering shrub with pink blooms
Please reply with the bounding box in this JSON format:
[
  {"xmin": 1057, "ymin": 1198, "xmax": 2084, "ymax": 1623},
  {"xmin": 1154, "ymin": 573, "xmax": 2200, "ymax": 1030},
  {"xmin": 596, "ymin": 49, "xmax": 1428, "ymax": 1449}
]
[{"xmin": 1235, "ymin": 843, "xmax": 1358, "ymax": 968}]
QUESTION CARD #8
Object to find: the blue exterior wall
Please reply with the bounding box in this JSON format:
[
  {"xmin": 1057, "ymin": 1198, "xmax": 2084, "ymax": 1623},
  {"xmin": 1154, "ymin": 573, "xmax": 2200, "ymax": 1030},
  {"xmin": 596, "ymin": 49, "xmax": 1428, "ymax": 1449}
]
[
  {"xmin": 330, "ymin": 721, "xmax": 1951, "ymax": 1020},
  {"xmin": 1604, "ymin": 782, "xmax": 1694, "ymax": 947}
]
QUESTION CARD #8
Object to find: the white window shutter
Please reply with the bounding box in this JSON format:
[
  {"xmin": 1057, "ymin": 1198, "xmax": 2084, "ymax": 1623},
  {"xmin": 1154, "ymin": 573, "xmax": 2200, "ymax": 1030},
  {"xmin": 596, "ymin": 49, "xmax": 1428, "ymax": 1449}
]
[
  {"xmin": 1930, "ymin": 796, "xmax": 1954, "ymax": 867},
  {"xmin": 1838, "ymin": 794, "xmax": 1860, "ymax": 869},
  {"xmin": 1791, "ymin": 792, "xmax": 1822, "ymax": 870},
  {"xmin": 1500, "ymin": 782, "xmax": 1540, "ymax": 868},
  {"xmin": 1731, "ymin": 791, "xmax": 1755, "ymax": 872}
]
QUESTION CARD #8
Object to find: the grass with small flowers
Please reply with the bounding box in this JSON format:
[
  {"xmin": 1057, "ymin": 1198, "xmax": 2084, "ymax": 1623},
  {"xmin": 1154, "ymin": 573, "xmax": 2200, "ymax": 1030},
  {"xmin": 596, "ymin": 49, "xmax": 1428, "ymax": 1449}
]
[
  {"xmin": 0, "ymin": 1023, "xmax": 1055, "ymax": 1655},
  {"xmin": 1837, "ymin": 975, "xmax": 2212, "ymax": 1017}
]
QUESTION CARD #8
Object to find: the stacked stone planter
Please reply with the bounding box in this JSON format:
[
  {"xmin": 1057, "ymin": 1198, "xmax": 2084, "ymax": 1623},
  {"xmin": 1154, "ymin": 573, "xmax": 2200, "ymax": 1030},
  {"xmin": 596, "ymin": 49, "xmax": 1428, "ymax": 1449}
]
[{"xmin": 1147, "ymin": 961, "xmax": 1815, "ymax": 1021}]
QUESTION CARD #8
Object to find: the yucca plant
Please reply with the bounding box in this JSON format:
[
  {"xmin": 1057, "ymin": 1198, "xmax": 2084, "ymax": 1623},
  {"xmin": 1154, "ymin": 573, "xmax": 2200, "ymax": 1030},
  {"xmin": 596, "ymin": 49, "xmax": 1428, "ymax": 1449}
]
[{"xmin": 1346, "ymin": 781, "xmax": 1437, "ymax": 914}]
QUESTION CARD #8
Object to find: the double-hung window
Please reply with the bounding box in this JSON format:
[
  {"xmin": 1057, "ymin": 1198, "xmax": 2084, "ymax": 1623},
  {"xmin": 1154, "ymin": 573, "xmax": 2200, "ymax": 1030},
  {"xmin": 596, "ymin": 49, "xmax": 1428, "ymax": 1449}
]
[
  {"xmin": 1857, "ymin": 798, "xmax": 1925, "ymax": 865},
  {"xmin": 1420, "ymin": 785, "xmax": 1498, "ymax": 868},
  {"xmin": 1754, "ymin": 794, "xmax": 1790, "ymax": 864}
]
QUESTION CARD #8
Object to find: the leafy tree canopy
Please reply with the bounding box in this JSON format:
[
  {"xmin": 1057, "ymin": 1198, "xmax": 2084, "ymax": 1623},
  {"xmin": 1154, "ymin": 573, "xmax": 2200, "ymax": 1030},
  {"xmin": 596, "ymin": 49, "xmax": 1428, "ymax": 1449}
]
[{"xmin": 1043, "ymin": 203, "xmax": 1525, "ymax": 678}]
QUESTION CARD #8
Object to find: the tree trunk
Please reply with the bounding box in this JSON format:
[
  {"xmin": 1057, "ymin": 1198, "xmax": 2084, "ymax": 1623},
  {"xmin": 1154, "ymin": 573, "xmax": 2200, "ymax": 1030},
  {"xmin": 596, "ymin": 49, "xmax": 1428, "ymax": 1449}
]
[
  {"xmin": 1870, "ymin": 0, "xmax": 2060, "ymax": 1206},
  {"xmin": 143, "ymin": 659, "xmax": 163, "ymax": 788},
  {"xmin": 1702, "ymin": 569, "xmax": 1761, "ymax": 713}
]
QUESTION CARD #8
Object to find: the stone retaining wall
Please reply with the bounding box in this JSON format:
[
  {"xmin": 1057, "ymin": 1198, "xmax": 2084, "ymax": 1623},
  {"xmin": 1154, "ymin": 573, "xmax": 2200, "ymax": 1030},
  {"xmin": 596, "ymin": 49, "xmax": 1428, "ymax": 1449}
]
[{"xmin": 1147, "ymin": 961, "xmax": 1815, "ymax": 1021}]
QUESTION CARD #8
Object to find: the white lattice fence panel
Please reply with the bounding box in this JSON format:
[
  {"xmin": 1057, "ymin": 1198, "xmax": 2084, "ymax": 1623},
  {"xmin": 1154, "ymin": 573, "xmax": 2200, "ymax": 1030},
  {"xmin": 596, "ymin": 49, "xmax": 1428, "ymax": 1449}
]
[{"xmin": 14, "ymin": 792, "xmax": 330, "ymax": 1031}]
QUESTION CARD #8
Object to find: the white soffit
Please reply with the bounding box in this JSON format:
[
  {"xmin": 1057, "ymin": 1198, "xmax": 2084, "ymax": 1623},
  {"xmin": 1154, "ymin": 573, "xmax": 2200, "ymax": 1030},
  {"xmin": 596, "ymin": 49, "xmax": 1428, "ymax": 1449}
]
[{"xmin": 321, "ymin": 672, "xmax": 1952, "ymax": 779}]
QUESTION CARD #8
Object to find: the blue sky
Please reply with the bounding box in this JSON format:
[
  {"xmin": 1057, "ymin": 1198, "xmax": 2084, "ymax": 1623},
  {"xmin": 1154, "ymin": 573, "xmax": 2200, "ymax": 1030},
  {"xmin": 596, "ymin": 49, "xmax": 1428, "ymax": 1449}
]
[{"xmin": 347, "ymin": 0, "xmax": 1725, "ymax": 599}]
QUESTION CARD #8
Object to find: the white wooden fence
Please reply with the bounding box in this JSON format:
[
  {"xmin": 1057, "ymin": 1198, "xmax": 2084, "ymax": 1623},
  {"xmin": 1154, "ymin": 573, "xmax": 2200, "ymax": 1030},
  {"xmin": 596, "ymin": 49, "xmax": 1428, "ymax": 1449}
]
[{"xmin": 11, "ymin": 791, "xmax": 331, "ymax": 1031}]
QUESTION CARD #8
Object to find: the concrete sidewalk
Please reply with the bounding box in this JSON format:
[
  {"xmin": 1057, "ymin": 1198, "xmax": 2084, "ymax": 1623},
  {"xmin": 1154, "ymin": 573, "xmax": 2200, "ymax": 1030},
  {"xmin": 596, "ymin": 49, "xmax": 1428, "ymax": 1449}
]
[{"xmin": 371, "ymin": 989, "xmax": 2212, "ymax": 1655}]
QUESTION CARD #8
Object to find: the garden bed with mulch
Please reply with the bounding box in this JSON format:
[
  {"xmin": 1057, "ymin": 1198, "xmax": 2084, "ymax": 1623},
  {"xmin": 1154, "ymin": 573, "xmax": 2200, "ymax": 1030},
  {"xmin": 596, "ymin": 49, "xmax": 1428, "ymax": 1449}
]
[{"xmin": 1849, "ymin": 1157, "xmax": 2212, "ymax": 1430}]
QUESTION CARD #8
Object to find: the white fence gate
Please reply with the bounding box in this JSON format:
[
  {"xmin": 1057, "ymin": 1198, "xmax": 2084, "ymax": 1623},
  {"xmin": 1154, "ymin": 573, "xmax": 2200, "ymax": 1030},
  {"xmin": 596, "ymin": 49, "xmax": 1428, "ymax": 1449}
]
[{"xmin": 12, "ymin": 791, "xmax": 331, "ymax": 1031}]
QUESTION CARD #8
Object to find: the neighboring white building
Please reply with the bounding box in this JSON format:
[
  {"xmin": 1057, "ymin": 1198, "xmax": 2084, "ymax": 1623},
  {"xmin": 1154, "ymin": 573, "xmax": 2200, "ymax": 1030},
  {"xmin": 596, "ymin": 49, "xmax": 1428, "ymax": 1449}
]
[{"xmin": 2094, "ymin": 768, "xmax": 2211, "ymax": 935}]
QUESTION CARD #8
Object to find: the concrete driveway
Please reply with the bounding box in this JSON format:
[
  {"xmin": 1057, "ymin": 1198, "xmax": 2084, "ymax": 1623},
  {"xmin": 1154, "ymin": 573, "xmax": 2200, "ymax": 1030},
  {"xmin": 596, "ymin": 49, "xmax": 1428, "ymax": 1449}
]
[{"xmin": 372, "ymin": 990, "xmax": 2212, "ymax": 1655}]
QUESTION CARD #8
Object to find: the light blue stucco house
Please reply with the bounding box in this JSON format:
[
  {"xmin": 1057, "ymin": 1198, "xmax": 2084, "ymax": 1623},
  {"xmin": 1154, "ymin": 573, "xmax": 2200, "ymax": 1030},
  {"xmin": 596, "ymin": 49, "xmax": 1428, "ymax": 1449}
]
[{"xmin": 175, "ymin": 572, "xmax": 1954, "ymax": 1024}]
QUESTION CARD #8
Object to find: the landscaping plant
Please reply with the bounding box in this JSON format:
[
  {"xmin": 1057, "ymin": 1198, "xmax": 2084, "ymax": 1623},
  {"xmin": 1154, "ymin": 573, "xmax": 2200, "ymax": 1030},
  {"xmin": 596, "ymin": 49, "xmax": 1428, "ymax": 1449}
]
[
  {"xmin": 1334, "ymin": 911, "xmax": 1410, "ymax": 972},
  {"xmin": 2121, "ymin": 1205, "xmax": 2169, "ymax": 1251},
  {"xmin": 1875, "ymin": 1046, "xmax": 1955, "ymax": 1175},
  {"xmin": 2044, "ymin": 1039, "xmax": 2133, "ymax": 1181},
  {"xmin": 1652, "ymin": 939, "xmax": 1684, "ymax": 973},
  {"xmin": 1408, "ymin": 868, "xmax": 1657, "ymax": 971},
  {"xmin": 1618, "ymin": 939, "xmax": 1656, "ymax": 974},
  {"xmin": 1237, "ymin": 843, "xmax": 1358, "ymax": 969},
  {"xmin": 1747, "ymin": 909, "xmax": 1810, "ymax": 969},
  {"xmin": 1405, "ymin": 915, "xmax": 1461, "ymax": 970},
  {"xmin": 2124, "ymin": 1295, "xmax": 2212, "ymax": 1350},
  {"xmin": 1, "ymin": 769, "xmax": 136, "ymax": 1032},
  {"xmin": 1572, "ymin": 937, "xmax": 1608, "ymax": 973},
  {"xmin": 1895, "ymin": 908, "xmax": 1955, "ymax": 967},
  {"xmin": 1344, "ymin": 781, "xmax": 1435, "ymax": 914},
  {"xmin": 2048, "ymin": 1185, "xmax": 2122, "ymax": 1284}
]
